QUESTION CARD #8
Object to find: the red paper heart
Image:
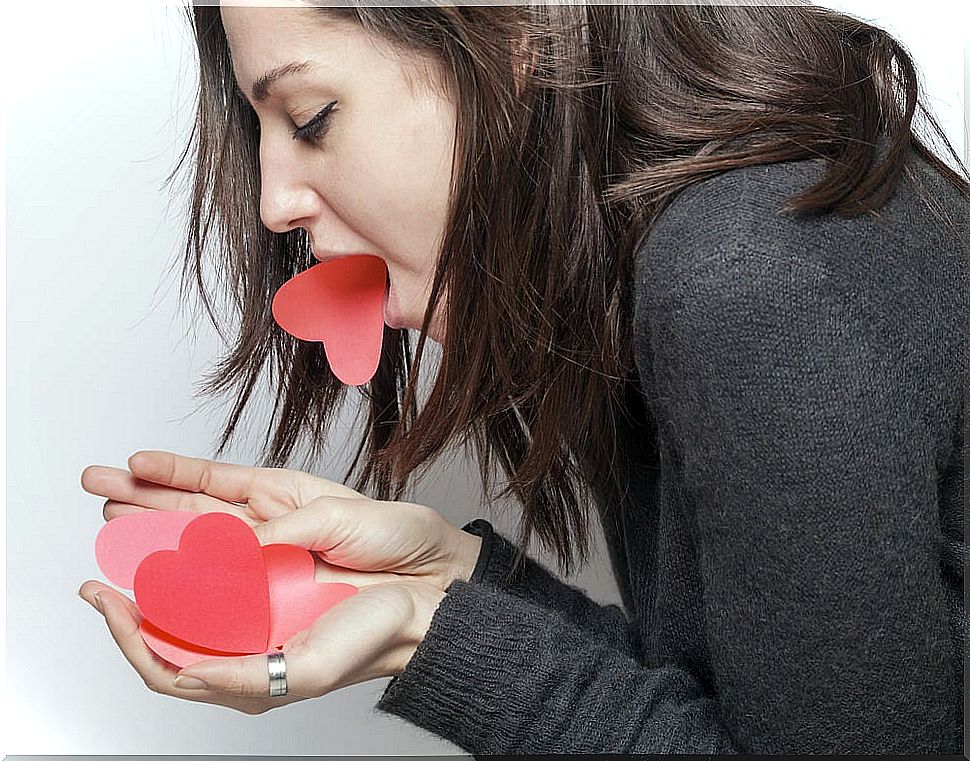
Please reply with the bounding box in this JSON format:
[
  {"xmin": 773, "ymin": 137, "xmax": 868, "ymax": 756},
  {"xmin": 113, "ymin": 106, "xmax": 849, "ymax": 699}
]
[
  {"xmin": 140, "ymin": 616, "xmax": 263, "ymax": 668},
  {"xmin": 133, "ymin": 512, "xmax": 271, "ymax": 653},
  {"xmin": 271, "ymin": 255, "xmax": 387, "ymax": 387},
  {"xmin": 139, "ymin": 546, "xmax": 358, "ymax": 667}
]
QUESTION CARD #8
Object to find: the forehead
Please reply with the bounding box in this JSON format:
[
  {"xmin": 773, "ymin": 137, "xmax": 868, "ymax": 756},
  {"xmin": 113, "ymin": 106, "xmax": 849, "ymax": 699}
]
[
  {"xmin": 219, "ymin": 4, "xmax": 360, "ymax": 73},
  {"xmin": 218, "ymin": 3, "xmax": 451, "ymax": 101}
]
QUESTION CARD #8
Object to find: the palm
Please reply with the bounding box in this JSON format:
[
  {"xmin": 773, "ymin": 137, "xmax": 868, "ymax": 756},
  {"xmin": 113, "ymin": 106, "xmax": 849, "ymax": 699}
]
[{"xmin": 283, "ymin": 582, "xmax": 418, "ymax": 697}]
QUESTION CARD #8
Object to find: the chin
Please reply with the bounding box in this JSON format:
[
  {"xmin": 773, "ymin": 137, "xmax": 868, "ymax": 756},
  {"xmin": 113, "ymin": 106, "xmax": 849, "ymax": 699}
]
[{"xmin": 388, "ymin": 305, "xmax": 444, "ymax": 343}]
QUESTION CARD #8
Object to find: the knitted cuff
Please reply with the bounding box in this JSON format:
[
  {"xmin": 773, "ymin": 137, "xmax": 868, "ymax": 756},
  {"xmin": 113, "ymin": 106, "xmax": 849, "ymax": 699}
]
[{"xmin": 460, "ymin": 518, "xmax": 495, "ymax": 584}]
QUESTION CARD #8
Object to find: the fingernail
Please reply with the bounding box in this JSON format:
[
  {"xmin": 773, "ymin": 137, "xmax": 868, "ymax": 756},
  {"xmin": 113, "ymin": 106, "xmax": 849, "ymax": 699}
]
[
  {"xmin": 174, "ymin": 674, "xmax": 208, "ymax": 690},
  {"xmin": 93, "ymin": 592, "xmax": 105, "ymax": 614}
]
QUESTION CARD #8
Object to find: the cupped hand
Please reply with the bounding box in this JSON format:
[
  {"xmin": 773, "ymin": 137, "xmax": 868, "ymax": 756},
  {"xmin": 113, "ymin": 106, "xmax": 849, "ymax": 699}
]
[
  {"xmin": 81, "ymin": 450, "xmax": 481, "ymax": 591},
  {"xmin": 77, "ymin": 576, "xmax": 445, "ymax": 715}
]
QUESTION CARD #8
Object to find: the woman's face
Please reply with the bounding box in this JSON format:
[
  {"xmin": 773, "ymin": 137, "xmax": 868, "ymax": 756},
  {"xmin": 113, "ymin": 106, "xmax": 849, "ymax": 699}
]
[{"xmin": 219, "ymin": 2, "xmax": 456, "ymax": 343}]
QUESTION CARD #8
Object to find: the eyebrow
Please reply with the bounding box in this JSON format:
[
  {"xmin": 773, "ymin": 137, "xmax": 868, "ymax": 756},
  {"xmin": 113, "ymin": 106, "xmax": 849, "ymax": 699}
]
[{"xmin": 250, "ymin": 60, "xmax": 315, "ymax": 103}]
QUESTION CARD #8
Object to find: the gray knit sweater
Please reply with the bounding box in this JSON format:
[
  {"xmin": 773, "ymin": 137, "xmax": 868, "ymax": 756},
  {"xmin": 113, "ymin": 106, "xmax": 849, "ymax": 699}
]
[{"xmin": 374, "ymin": 148, "xmax": 968, "ymax": 754}]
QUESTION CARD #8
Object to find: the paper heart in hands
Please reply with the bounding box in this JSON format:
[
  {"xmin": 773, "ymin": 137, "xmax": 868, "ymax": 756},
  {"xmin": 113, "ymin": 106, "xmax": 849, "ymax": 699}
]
[
  {"xmin": 95, "ymin": 511, "xmax": 357, "ymax": 667},
  {"xmin": 271, "ymin": 254, "xmax": 388, "ymax": 387}
]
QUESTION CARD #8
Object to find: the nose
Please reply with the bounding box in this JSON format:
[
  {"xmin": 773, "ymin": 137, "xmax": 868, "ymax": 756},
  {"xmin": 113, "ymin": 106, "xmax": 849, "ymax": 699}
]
[
  {"xmin": 257, "ymin": 139, "xmax": 321, "ymax": 235},
  {"xmin": 256, "ymin": 136, "xmax": 370, "ymax": 259}
]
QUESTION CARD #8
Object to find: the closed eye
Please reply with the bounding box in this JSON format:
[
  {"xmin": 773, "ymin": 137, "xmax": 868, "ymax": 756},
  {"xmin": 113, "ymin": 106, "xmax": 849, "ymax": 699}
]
[{"xmin": 292, "ymin": 101, "xmax": 338, "ymax": 144}]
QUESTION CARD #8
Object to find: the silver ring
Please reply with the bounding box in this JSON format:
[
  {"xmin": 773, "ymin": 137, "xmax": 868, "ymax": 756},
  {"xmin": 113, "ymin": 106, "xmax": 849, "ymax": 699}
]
[{"xmin": 267, "ymin": 651, "xmax": 288, "ymax": 697}]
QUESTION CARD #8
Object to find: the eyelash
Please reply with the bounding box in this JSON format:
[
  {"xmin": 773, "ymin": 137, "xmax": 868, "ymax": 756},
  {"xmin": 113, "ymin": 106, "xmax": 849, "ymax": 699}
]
[{"xmin": 292, "ymin": 100, "xmax": 338, "ymax": 144}]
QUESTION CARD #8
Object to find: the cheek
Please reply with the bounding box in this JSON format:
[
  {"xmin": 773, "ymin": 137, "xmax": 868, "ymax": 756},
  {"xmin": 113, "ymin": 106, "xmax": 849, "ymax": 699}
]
[
  {"xmin": 316, "ymin": 149, "xmax": 419, "ymax": 261},
  {"xmin": 340, "ymin": 107, "xmax": 452, "ymax": 250},
  {"xmin": 357, "ymin": 151, "xmax": 444, "ymax": 230}
]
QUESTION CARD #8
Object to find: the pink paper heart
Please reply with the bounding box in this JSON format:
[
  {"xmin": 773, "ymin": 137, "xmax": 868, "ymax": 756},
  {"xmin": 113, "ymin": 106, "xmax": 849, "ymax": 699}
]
[
  {"xmin": 263, "ymin": 543, "xmax": 358, "ymax": 647},
  {"xmin": 95, "ymin": 511, "xmax": 198, "ymax": 589},
  {"xmin": 271, "ymin": 255, "xmax": 388, "ymax": 387},
  {"xmin": 133, "ymin": 512, "xmax": 271, "ymax": 654}
]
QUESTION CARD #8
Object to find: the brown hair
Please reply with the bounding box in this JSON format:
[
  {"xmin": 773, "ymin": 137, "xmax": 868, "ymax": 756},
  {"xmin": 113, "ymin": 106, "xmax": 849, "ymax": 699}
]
[{"xmin": 168, "ymin": 1, "xmax": 969, "ymax": 579}]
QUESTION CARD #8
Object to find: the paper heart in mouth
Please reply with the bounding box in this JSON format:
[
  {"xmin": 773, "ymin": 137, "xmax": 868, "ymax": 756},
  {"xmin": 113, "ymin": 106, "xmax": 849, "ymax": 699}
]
[
  {"xmin": 95, "ymin": 511, "xmax": 358, "ymax": 666},
  {"xmin": 271, "ymin": 255, "xmax": 388, "ymax": 387}
]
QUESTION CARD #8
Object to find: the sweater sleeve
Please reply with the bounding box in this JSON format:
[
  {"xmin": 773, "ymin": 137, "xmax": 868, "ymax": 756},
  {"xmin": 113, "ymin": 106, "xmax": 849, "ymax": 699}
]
[
  {"xmin": 374, "ymin": 577, "xmax": 737, "ymax": 754},
  {"xmin": 458, "ymin": 518, "xmax": 641, "ymax": 659}
]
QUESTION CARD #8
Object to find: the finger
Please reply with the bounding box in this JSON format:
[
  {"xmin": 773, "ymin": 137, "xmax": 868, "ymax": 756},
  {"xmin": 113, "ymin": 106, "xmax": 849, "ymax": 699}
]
[
  {"xmin": 79, "ymin": 580, "xmax": 126, "ymax": 612},
  {"xmin": 127, "ymin": 450, "xmax": 363, "ymax": 505},
  {"xmin": 82, "ymin": 465, "xmax": 254, "ymax": 521},
  {"xmin": 175, "ymin": 647, "xmax": 324, "ymax": 700},
  {"xmin": 101, "ymin": 498, "xmax": 258, "ymax": 526},
  {"xmin": 79, "ymin": 584, "xmax": 305, "ymax": 714},
  {"xmin": 125, "ymin": 451, "xmax": 359, "ymax": 522},
  {"xmin": 102, "ymin": 500, "xmax": 151, "ymax": 519},
  {"xmin": 126, "ymin": 451, "xmax": 266, "ymax": 503},
  {"xmin": 85, "ymin": 587, "xmax": 187, "ymax": 693}
]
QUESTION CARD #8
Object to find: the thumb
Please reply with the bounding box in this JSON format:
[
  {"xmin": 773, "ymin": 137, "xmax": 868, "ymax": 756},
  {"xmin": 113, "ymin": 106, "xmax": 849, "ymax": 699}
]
[
  {"xmin": 250, "ymin": 500, "xmax": 337, "ymax": 551},
  {"xmin": 251, "ymin": 502, "xmax": 409, "ymax": 588}
]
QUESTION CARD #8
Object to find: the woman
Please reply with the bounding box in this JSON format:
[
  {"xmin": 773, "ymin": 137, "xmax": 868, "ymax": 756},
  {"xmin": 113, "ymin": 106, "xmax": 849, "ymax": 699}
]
[{"xmin": 77, "ymin": 0, "xmax": 967, "ymax": 754}]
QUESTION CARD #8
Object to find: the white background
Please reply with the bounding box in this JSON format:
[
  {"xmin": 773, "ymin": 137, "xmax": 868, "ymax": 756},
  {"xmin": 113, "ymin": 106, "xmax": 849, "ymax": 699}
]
[{"xmin": 2, "ymin": 0, "xmax": 967, "ymax": 755}]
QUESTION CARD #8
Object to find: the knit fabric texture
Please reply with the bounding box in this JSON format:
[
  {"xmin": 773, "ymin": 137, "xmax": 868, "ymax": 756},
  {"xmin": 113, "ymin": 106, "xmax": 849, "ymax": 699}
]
[{"xmin": 373, "ymin": 148, "xmax": 968, "ymax": 754}]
